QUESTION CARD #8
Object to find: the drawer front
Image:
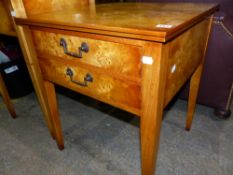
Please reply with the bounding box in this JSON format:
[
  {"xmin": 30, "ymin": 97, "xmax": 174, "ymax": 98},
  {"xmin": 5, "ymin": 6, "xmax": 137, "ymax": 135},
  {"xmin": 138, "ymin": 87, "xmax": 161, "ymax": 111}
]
[
  {"xmin": 31, "ymin": 29, "xmax": 142, "ymax": 78},
  {"xmin": 38, "ymin": 56, "xmax": 141, "ymax": 114}
]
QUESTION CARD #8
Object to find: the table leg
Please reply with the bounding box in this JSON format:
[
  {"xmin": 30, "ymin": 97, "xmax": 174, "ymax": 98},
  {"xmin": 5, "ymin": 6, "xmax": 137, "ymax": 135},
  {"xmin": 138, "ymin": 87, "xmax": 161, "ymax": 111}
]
[
  {"xmin": 0, "ymin": 73, "xmax": 17, "ymax": 118},
  {"xmin": 140, "ymin": 43, "xmax": 167, "ymax": 175},
  {"xmin": 16, "ymin": 26, "xmax": 57, "ymax": 140},
  {"xmin": 140, "ymin": 105, "xmax": 164, "ymax": 175},
  {"xmin": 185, "ymin": 63, "xmax": 204, "ymax": 131},
  {"xmin": 44, "ymin": 80, "xmax": 64, "ymax": 150},
  {"xmin": 185, "ymin": 17, "xmax": 213, "ymax": 131}
]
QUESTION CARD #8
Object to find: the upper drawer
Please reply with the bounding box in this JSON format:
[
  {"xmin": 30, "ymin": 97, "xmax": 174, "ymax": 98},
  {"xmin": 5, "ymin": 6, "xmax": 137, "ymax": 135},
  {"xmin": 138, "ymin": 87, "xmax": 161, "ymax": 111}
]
[{"xmin": 31, "ymin": 29, "xmax": 143, "ymax": 78}]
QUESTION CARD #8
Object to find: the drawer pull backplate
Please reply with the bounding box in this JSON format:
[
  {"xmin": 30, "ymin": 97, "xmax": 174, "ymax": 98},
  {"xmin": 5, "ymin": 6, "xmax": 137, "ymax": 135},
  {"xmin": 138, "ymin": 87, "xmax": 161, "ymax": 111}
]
[{"xmin": 60, "ymin": 38, "xmax": 89, "ymax": 58}]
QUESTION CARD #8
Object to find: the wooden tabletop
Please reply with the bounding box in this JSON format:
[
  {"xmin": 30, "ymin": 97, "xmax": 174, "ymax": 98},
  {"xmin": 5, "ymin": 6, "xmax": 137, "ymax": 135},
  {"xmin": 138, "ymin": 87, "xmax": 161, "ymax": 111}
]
[{"xmin": 15, "ymin": 3, "xmax": 219, "ymax": 42}]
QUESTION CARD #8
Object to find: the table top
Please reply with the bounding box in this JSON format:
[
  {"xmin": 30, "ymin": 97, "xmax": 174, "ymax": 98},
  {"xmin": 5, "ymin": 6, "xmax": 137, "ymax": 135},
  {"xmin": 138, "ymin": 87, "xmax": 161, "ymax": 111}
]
[{"xmin": 15, "ymin": 3, "xmax": 218, "ymax": 42}]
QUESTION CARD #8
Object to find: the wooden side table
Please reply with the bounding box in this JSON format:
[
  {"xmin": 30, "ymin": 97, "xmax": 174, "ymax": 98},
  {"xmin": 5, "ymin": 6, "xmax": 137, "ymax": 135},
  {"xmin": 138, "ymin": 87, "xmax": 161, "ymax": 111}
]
[{"xmin": 10, "ymin": 1, "xmax": 218, "ymax": 175}]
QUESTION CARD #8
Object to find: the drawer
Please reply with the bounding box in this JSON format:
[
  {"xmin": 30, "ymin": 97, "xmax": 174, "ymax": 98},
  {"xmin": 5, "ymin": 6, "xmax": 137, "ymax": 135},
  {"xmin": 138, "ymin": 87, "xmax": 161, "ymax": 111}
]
[
  {"xmin": 38, "ymin": 56, "xmax": 141, "ymax": 115},
  {"xmin": 31, "ymin": 29, "xmax": 143, "ymax": 78}
]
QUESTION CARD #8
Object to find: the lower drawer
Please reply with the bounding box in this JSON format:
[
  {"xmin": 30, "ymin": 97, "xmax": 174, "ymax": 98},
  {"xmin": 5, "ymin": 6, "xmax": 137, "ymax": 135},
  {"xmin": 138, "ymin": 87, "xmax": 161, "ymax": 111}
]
[{"xmin": 38, "ymin": 57, "xmax": 141, "ymax": 115}]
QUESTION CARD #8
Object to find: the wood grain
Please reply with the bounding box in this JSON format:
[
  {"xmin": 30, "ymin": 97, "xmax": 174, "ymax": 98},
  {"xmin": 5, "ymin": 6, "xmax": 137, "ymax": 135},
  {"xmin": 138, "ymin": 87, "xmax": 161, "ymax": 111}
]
[
  {"xmin": 31, "ymin": 29, "xmax": 142, "ymax": 78},
  {"xmin": 163, "ymin": 19, "xmax": 210, "ymax": 107},
  {"xmin": 14, "ymin": 3, "xmax": 219, "ymax": 42},
  {"xmin": 23, "ymin": 0, "xmax": 94, "ymax": 16},
  {"xmin": 38, "ymin": 56, "xmax": 141, "ymax": 115}
]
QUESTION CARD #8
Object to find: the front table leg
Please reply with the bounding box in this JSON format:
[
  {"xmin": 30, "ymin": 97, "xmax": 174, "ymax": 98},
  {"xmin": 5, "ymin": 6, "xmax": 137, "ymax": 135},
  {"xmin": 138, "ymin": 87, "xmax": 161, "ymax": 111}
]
[
  {"xmin": 16, "ymin": 26, "xmax": 57, "ymax": 140},
  {"xmin": 140, "ymin": 102, "xmax": 164, "ymax": 175},
  {"xmin": 140, "ymin": 43, "xmax": 167, "ymax": 175},
  {"xmin": 43, "ymin": 80, "xmax": 64, "ymax": 150}
]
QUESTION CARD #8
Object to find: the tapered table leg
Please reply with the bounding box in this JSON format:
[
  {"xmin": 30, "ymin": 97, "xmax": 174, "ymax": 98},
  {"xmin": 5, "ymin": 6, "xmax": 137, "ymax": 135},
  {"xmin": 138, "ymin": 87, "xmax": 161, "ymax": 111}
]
[
  {"xmin": 140, "ymin": 107, "xmax": 164, "ymax": 175},
  {"xmin": 15, "ymin": 25, "xmax": 58, "ymax": 140},
  {"xmin": 185, "ymin": 63, "xmax": 204, "ymax": 130},
  {"xmin": 0, "ymin": 73, "xmax": 17, "ymax": 118},
  {"xmin": 44, "ymin": 80, "xmax": 64, "ymax": 150},
  {"xmin": 185, "ymin": 17, "xmax": 213, "ymax": 131},
  {"xmin": 140, "ymin": 43, "xmax": 167, "ymax": 175}
]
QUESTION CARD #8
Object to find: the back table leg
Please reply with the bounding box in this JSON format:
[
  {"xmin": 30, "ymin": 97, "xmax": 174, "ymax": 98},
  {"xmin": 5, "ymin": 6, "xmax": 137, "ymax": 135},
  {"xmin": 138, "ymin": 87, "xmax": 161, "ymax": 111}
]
[
  {"xmin": 185, "ymin": 63, "xmax": 204, "ymax": 131},
  {"xmin": 0, "ymin": 73, "xmax": 17, "ymax": 118},
  {"xmin": 185, "ymin": 17, "xmax": 213, "ymax": 131}
]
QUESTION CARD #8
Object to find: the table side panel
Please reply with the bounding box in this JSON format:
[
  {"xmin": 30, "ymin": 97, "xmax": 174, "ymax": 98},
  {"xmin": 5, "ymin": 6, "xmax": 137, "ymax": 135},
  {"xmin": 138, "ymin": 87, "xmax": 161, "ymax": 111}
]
[{"xmin": 164, "ymin": 19, "xmax": 211, "ymax": 106}]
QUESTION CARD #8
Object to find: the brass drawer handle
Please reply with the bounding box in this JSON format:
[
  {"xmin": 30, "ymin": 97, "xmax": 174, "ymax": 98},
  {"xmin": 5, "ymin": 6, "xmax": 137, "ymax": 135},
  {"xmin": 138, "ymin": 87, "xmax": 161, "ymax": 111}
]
[
  {"xmin": 60, "ymin": 38, "xmax": 89, "ymax": 58},
  {"xmin": 66, "ymin": 68, "xmax": 93, "ymax": 87}
]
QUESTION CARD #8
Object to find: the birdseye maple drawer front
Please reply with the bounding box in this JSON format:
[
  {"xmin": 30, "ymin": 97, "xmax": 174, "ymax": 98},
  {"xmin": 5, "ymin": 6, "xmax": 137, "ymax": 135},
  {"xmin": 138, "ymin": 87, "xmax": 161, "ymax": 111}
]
[
  {"xmin": 38, "ymin": 56, "xmax": 141, "ymax": 114},
  {"xmin": 31, "ymin": 29, "xmax": 142, "ymax": 78}
]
